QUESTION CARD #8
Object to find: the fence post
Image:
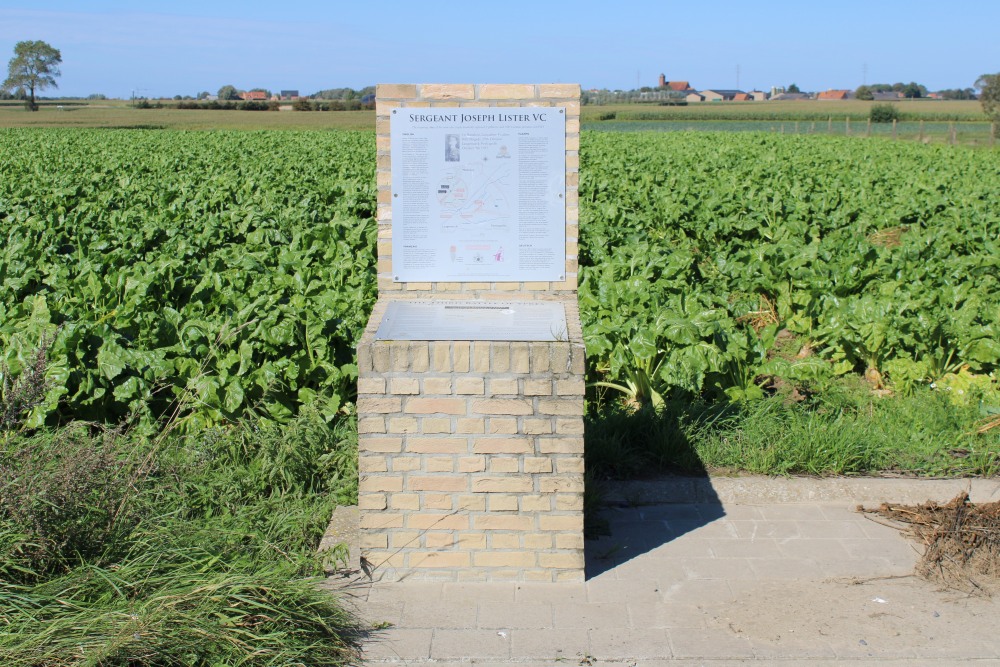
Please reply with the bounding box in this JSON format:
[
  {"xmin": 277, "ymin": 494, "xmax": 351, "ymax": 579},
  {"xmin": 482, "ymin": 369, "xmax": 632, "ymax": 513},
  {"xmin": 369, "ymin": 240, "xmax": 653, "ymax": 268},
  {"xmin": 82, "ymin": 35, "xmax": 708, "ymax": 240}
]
[
  {"xmin": 992, "ymin": 122, "xmax": 996, "ymax": 147},
  {"xmin": 810, "ymin": 121, "xmax": 816, "ymax": 134},
  {"xmin": 950, "ymin": 122, "xmax": 956, "ymax": 145},
  {"xmin": 866, "ymin": 118, "xmax": 871, "ymax": 137},
  {"xmin": 845, "ymin": 116, "xmax": 850, "ymax": 136},
  {"xmin": 892, "ymin": 118, "xmax": 897, "ymax": 140},
  {"xmin": 795, "ymin": 121, "xmax": 799, "ymax": 134},
  {"xmin": 919, "ymin": 120, "xmax": 924, "ymax": 142}
]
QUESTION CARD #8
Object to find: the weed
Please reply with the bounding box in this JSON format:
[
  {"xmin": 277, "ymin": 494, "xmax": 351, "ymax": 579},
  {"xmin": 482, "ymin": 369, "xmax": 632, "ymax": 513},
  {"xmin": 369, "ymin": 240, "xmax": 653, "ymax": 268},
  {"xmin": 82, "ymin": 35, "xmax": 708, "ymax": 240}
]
[{"xmin": 0, "ymin": 332, "xmax": 54, "ymax": 434}]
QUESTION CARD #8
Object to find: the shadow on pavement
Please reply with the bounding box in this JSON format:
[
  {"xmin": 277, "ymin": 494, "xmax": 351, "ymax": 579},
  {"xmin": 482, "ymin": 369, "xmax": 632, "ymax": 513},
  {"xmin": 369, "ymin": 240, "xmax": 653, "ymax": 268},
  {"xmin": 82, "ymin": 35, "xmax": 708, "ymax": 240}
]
[{"xmin": 583, "ymin": 405, "xmax": 725, "ymax": 579}]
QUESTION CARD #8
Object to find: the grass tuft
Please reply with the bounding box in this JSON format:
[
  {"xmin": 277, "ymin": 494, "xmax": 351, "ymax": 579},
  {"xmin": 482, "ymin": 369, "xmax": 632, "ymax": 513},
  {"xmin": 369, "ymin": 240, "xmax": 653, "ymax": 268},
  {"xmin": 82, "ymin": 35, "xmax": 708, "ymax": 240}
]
[{"xmin": 586, "ymin": 388, "xmax": 1000, "ymax": 480}]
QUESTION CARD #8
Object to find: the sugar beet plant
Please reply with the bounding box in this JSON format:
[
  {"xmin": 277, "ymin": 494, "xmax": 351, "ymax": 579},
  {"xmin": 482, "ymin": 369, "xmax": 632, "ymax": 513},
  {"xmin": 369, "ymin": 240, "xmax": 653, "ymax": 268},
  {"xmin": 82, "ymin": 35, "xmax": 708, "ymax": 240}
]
[{"xmin": 0, "ymin": 129, "xmax": 377, "ymax": 431}]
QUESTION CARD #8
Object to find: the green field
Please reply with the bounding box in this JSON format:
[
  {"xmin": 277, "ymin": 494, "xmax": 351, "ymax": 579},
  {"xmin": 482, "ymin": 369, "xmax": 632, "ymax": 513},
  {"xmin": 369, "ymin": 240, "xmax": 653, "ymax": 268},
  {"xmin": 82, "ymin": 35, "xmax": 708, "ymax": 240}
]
[{"xmin": 3, "ymin": 125, "xmax": 999, "ymax": 663}]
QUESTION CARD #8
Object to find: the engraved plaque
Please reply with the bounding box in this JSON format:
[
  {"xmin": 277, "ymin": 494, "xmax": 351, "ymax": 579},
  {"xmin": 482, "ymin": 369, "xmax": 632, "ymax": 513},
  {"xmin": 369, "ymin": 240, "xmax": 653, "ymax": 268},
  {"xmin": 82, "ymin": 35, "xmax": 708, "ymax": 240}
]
[{"xmin": 374, "ymin": 300, "xmax": 568, "ymax": 341}]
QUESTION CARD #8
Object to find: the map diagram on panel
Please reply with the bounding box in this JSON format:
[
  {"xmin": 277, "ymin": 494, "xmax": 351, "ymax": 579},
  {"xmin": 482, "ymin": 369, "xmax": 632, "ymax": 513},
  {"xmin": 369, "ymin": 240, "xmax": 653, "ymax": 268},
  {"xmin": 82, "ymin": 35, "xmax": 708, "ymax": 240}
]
[{"xmin": 437, "ymin": 161, "xmax": 512, "ymax": 229}]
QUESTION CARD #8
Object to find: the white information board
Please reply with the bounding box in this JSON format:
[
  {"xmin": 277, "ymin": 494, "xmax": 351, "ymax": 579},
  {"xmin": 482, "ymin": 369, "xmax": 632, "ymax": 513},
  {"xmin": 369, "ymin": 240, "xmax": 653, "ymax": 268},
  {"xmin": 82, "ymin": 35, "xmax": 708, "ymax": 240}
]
[
  {"xmin": 374, "ymin": 300, "xmax": 567, "ymax": 342},
  {"xmin": 390, "ymin": 107, "xmax": 566, "ymax": 282}
]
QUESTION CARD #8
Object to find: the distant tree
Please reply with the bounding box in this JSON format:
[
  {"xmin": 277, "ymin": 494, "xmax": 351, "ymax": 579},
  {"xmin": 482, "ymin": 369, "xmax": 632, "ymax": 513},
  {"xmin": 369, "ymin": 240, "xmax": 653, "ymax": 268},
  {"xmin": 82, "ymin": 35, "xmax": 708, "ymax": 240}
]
[
  {"xmin": 249, "ymin": 87, "xmax": 271, "ymax": 97},
  {"xmin": 197, "ymin": 91, "xmax": 210, "ymax": 100},
  {"xmin": 217, "ymin": 84, "xmax": 240, "ymax": 100},
  {"xmin": 855, "ymin": 85, "xmax": 873, "ymax": 101},
  {"xmin": 902, "ymin": 82, "xmax": 923, "ymax": 98},
  {"xmin": 939, "ymin": 88, "xmax": 976, "ymax": 100},
  {"xmin": 787, "ymin": 83, "xmax": 800, "ymax": 93},
  {"xmin": 976, "ymin": 73, "xmax": 1000, "ymax": 136},
  {"xmin": 3, "ymin": 40, "xmax": 62, "ymax": 111},
  {"xmin": 87, "ymin": 93, "xmax": 107, "ymax": 100}
]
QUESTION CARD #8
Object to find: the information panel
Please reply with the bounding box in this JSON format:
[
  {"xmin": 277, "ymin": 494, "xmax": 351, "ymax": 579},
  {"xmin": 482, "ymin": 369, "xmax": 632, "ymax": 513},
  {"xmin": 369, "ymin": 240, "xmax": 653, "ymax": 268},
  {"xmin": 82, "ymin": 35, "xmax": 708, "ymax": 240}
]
[
  {"xmin": 390, "ymin": 107, "xmax": 566, "ymax": 282},
  {"xmin": 374, "ymin": 300, "xmax": 567, "ymax": 342}
]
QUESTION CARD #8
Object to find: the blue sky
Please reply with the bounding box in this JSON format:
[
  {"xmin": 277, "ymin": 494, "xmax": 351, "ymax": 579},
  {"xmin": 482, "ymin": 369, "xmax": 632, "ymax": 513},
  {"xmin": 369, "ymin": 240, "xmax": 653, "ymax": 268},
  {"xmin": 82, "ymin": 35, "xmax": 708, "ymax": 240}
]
[{"xmin": 1, "ymin": 1, "xmax": 996, "ymax": 98}]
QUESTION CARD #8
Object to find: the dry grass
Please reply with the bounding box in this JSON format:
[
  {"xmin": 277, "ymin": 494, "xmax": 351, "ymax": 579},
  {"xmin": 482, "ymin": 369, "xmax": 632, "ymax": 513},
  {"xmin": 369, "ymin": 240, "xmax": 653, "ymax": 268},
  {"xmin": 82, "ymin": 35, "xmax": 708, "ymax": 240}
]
[{"xmin": 867, "ymin": 493, "xmax": 1000, "ymax": 595}]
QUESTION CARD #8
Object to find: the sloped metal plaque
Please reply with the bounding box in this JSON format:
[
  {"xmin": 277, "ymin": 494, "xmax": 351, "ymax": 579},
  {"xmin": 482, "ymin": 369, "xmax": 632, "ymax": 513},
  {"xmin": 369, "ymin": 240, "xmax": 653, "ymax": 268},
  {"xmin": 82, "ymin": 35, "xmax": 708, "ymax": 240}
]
[{"xmin": 374, "ymin": 300, "xmax": 567, "ymax": 342}]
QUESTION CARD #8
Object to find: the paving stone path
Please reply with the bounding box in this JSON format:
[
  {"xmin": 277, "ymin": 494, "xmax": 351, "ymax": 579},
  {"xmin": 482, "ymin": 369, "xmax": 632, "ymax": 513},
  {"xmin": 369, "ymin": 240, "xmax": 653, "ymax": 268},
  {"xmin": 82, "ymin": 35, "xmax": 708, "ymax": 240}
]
[{"xmin": 321, "ymin": 477, "xmax": 1000, "ymax": 665}]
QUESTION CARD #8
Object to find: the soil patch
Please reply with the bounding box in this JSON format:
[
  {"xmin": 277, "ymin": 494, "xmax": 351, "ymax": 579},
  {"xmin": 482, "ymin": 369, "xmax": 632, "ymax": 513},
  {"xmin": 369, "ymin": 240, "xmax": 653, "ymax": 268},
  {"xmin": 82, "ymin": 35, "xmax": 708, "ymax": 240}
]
[{"xmin": 864, "ymin": 492, "xmax": 1000, "ymax": 595}]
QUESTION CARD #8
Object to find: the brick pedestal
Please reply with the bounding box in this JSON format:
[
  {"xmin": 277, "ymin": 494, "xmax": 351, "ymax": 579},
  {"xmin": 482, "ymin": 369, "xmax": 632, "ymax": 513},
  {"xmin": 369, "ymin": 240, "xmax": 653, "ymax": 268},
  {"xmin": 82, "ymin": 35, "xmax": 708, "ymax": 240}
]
[{"xmin": 357, "ymin": 300, "xmax": 585, "ymax": 581}]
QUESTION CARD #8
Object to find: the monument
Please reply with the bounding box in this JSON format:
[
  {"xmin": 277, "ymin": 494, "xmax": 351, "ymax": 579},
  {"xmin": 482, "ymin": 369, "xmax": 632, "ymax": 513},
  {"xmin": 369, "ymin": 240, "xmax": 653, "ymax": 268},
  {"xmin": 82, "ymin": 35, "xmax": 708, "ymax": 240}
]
[{"xmin": 356, "ymin": 84, "xmax": 584, "ymax": 582}]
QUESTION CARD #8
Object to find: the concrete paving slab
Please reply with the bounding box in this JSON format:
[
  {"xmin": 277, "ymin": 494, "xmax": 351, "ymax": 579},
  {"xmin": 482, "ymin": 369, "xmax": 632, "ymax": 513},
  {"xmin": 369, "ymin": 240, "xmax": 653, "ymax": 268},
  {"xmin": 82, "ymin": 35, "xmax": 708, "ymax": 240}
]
[
  {"xmin": 508, "ymin": 628, "xmax": 589, "ymax": 660},
  {"xmin": 429, "ymin": 628, "xmax": 510, "ymax": 660},
  {"xmin": 627, "ymin": 601, "xmax": 710, "ymax": 629},
  {"xmin": 513, "ymin": 581, "xmax": 587, "ymax": 603},
  {"xmin": 476, "ymin": 601, "xmax": 553, "ymax": 629},
  {"xmin": 399, "ymin": 600, "xmax": 477, "ymax": 628},
  {"xmin": 668, "ymin": 628, "xmax": 755, "ymax": 659},
  {"xmin": 588, "ymin": 627, "xmax": 672, "ymax": 660},
  {"xmin": 554, "ymin": 601, "xmax": 629, "ymax": 629}
]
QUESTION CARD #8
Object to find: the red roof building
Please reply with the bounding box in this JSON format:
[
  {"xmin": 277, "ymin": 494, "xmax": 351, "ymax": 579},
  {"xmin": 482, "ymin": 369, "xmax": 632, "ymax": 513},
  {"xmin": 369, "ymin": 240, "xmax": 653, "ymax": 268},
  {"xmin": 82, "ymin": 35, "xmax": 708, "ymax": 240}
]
[
  {"xmin": 817, "ymin": 90, "xmax": 850, "ymax": 100},
  {"xmin": 658, "ymin": 74, "xmax": 694, "ymax": 91}
]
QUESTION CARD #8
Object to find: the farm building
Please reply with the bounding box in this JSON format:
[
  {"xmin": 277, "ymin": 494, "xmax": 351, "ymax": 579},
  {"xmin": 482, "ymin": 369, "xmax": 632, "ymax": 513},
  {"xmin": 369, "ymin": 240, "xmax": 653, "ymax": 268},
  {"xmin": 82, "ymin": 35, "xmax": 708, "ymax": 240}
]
[
  {"xmin": 748, "ymin": 90, "xmax": 768, "ymax": 101},
  {"xmin": 770, "ymin": 92, "xmax": 811, "ymax": 101},
  {"xmin": 240, "ymin": 91, "xmax": 268, "ymax": 101},
  {"xmin": 280, "ymin": 90, "xmax": 300, "ymax": 100},
  {"xmin": 817, "ymin": 90, "xmax": 852, "ymax": 100},
  {"xmin": 701, "ymin": 89, "xmax": 745, "ymax": 101},
  {"xmin": 686, "ymin": 92, "xmax": 706, "ymax": 102}
]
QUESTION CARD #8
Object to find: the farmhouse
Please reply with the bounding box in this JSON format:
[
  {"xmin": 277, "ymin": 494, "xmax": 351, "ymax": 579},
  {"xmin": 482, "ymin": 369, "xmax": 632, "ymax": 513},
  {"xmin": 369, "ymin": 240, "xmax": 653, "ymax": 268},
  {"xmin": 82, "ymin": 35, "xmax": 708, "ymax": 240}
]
[
  {"xmin": 280, "ymin": 90, "xmax": 300, "ymax": 100},
  {"xmin": 240, "ymin": 91, "xmax": 268, "ymax": 101}
]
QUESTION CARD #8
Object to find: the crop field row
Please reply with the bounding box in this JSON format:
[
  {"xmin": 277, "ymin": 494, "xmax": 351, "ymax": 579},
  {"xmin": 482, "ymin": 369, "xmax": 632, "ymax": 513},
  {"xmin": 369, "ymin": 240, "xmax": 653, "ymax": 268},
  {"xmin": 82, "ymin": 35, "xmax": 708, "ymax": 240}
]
[
  {"xmin": 585, "ymin": 119, "xmax": 996, "ymax": 146},
  {"xmin": 1, "ymin": 128, "xmax": 999, "ymax": 434}
]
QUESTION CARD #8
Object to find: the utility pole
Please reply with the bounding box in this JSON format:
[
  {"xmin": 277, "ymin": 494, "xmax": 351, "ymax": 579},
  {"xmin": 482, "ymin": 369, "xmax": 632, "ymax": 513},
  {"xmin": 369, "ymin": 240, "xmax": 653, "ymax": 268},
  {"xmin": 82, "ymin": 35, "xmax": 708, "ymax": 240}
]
[{"xmin": 736, "ymin": 64, "xmax": 741, "ymax": 90}]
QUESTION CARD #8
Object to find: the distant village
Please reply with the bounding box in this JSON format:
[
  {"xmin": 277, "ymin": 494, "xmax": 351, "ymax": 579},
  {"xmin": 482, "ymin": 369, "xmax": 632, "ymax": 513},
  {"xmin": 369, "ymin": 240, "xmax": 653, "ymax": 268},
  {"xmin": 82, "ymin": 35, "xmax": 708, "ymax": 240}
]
[{"xmin": 582, "ymin": 73, "xmax": 977, "ymax": 104}]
